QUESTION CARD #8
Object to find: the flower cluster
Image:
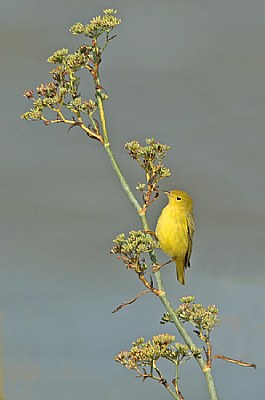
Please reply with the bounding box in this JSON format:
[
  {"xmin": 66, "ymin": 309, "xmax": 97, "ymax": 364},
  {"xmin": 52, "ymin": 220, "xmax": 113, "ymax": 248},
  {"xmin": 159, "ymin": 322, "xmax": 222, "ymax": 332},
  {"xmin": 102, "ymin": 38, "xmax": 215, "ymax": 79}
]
[
  {"xmin": 21, "ymin": 9, "xmax": 120, "ymax": 135},
  {"xmin": 47, "ymin": 48, "xmax": 69, "ymax": 64},
  {"xmin": 161, "ymin": 297, "xmax": 220, "ymax": 341},
  {"xmin": 69, "ymin": 98, "xmax": 96, "ymax": 114},
  {"xmin": 111, "ymin": 230, "xmax": 157, "ymax": 274},
  {"xmin": 125, "ymin": 138, "xmax": 171, "ymax": 212},
  {"xmin": 115, "ymin": 334, "xmax": 192, "ymax": 371},
  {"xmin": 70, "ymin": 9, "xmax": 121, "ymax": 38},
  {"xmin": 125, "ymin": 138, "xmax": 170, "ymax": 179},
  {"xmin": 47, "ymin": 46, "xmax": 93, "ymax": 72},
  {"xmin": 21, "ymin": 45, "xmax": 93, "ymax": 122}
]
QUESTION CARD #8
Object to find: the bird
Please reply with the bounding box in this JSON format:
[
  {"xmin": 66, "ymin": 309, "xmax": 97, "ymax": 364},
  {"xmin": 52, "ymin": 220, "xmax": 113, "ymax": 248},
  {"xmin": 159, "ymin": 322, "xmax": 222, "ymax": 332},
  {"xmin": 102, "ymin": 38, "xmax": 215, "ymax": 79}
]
[{"xmin": 155, "ymin": 190, "xmax": 194, "ymax": 285}]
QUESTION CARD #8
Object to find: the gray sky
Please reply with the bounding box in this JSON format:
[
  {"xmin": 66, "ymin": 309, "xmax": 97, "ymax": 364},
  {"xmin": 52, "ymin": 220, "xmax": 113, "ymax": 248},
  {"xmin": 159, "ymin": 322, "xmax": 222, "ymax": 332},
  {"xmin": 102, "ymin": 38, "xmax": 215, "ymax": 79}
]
[{"xmin": 1, "ymin": 0, "xmax": 264, "ymax": 399}]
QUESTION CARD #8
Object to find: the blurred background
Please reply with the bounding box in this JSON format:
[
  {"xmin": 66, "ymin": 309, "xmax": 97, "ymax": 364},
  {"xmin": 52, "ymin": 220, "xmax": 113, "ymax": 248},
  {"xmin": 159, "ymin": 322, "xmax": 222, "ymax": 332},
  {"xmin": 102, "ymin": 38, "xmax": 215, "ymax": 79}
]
[{"xmin": 1, "ymin": 0, "xmax": 264, "ymax": 399}]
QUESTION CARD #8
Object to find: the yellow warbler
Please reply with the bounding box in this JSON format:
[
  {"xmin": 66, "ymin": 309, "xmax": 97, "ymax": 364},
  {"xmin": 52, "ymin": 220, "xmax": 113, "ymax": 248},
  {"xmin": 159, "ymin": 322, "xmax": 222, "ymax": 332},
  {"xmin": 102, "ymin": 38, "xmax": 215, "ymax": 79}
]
[{"xmin": 155, "ymin": 190, "xmax": 194, "ymax": 285}]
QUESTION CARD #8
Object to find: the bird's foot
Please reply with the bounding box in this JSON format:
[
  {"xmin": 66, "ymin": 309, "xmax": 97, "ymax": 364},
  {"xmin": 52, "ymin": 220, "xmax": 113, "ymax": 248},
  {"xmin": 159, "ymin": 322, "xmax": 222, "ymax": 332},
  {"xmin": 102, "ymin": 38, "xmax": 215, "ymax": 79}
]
[
  {"xmin": 152, "ymin": 259, "xmax": 173, "ymax": 273},
  {"xmin": 152, "ymin": 263, "xmax": 161, "ymax": 273},
  {"xmin": 142, "ymin": 229, "xmax": 157, "ymax": 239}
]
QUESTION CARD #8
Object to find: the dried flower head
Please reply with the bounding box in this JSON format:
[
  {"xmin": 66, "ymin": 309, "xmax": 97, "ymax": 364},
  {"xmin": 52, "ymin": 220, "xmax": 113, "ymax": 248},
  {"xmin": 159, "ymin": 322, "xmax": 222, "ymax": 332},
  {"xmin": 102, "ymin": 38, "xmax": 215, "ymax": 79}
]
[
  {"xmin": 161, "ymin": 297, "xmax": 220, "ymax": 341},
  {"xmin": 70, "ymin": 9, "xmax": 121, "ymax": 39},
  {"xmin": 125, "ymin": 138, "xmax": 171, "ymax": 212},
  {"xmin": 115, "ymin": 334, "xmax": 193, "ymax": 368},
  {"xmin": 47, "ymin": 48, "xmax": 69, "ymax": 64},
  {"xmin": 23, "ymin": 90, "xmax": 34, "ymax": 99},
  {"xmin": 112, "ymin": 230, "xmax": 157, "ymax": 274},
  {"xmin": 21, "ymin": 9, "xmax": 119, "ymax": 141}
]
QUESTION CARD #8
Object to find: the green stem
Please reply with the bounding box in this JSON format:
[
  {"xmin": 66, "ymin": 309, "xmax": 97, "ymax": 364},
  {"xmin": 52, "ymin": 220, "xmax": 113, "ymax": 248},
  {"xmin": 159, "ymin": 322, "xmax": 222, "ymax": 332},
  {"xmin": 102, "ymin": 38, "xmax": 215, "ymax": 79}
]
[
  {"xmin": 95, "ymin": 71, "xmax": 218, "ymax": 400},
  {"xmin": 204, "ymin": 369, "xmax": 219, "ymax": 400},
  {"xmin": 153, "ymin": 361, "xmax": 179, "ymax": 400},
  {"xmin": 97, "ymin": 86, "xmax": 142, "ymax": 213},
  {"xmin": 164, "ymin": 383, "xmax": 180, "ymax": 400},
  {"xmin": 175, "ymin": 362, "xmax": 179, "ymax": 390},
  {"xmin": 104, "ymin": 142, "xmax": 142, "ymax": 213},
  {"xmin": 174, "ymin": 362, "xmax": 183, "ymax": 400}
]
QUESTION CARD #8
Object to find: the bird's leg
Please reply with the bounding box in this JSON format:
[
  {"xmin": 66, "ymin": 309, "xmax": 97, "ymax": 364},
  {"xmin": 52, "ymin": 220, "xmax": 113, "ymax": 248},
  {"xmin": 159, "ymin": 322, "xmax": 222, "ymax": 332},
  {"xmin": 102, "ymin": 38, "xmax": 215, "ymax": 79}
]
[
  {"xmin": 142, "ymin": 229, "xmax": 157, "ymax": 239},
  {"xmin": 152, "ymin": 259, "xmax": 173, "ymax": 273}
]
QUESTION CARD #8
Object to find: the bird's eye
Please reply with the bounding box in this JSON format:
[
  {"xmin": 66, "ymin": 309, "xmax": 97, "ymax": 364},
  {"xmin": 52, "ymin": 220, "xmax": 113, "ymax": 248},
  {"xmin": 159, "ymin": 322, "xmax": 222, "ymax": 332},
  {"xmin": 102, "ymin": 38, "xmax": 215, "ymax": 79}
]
[{"xmin": 176, "ymin": 197, "xmax": 182, "ymax": 201}]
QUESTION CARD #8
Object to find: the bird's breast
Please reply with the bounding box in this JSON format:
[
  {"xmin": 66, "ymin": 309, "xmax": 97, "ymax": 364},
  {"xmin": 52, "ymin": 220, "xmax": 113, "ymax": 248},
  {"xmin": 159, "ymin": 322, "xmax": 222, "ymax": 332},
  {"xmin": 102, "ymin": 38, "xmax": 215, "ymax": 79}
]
[{"xmin": 155, "ymin": 205, "xmax": 189, "ymax": 258}]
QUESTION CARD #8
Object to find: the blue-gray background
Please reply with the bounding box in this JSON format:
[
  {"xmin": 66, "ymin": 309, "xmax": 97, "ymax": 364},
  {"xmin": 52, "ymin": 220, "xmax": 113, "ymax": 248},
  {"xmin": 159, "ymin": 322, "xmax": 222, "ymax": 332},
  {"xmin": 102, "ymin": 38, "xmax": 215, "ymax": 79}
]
[{"xmin": 1, "ymin": 0, "xmax": 264, "ymax": 399}]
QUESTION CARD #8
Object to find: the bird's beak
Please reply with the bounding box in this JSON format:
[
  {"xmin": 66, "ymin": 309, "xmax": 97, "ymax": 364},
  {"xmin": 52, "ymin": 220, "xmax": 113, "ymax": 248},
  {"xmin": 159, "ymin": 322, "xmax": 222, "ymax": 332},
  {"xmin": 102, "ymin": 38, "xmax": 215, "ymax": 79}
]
[{"xmin": 163, "ymin": 190, "xmax": 171, "ymax": 197}]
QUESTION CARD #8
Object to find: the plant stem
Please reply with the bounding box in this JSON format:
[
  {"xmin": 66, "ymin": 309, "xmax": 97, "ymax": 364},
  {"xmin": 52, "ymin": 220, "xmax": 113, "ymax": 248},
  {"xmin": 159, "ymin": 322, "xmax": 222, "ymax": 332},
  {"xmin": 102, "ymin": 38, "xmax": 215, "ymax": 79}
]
[
  {"xmin": 164, "ymin": 383, "xmax": 180, "ymax": 400},
  {"xmin": 96, "ymin": 86, "xmax": 142, "ymax": 213},
  {"xmin": 95, "ymin": 72, "xmax": 218, "ymax": 400}
]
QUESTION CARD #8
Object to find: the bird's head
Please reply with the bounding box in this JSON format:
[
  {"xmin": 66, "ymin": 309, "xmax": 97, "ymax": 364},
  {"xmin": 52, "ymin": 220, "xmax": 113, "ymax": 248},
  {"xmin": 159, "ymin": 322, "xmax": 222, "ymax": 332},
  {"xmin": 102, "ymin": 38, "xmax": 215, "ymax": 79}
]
[{"xmin": 164, "ymin": 189, "xmax": 193, "ymax": 210}]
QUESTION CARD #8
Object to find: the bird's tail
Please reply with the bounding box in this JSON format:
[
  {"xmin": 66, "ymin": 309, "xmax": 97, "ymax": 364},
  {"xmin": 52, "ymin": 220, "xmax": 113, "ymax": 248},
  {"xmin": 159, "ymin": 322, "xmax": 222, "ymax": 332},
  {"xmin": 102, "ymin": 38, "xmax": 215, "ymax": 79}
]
[{"xmin": 173, "ymin": 257, "xmax": 185, "ymax": 285}]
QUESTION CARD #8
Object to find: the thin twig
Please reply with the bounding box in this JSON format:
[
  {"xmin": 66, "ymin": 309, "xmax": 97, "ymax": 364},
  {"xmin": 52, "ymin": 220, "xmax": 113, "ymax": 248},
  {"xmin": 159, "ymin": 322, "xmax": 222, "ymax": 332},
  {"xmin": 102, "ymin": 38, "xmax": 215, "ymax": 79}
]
[
  {"xmin": 172, "ymin": 361, "xmax": 185, "ymax": 400},
  {"xmin": 172, "ymin": 379, "xmax": 185, "ymax": 400},
  {"xmin": 204, "ymin": 340, "xmax": 213, "ymax": 368},
  {"xmin": 213, "ymin": 354, "xmax": 256, "ymax": 369},
  {"xmin": 112, "ymin": 289, "xmax": 150, "ymax": 313},
  {"xmin": 138, "ymin": 274, "xmax": 163, "ymax": 296}
]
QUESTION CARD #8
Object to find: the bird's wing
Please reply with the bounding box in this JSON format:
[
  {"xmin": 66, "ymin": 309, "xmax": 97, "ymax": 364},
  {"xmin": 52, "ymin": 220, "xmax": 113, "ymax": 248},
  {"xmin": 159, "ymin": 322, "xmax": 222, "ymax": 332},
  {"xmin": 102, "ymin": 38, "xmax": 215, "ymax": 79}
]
[
  {"xmin": 186, "ymin": 210, "xmax": 195, "ymax": 238},
  {"xmin": 185, "ymin": 210, "xmax": 194, "ymax": 268}
]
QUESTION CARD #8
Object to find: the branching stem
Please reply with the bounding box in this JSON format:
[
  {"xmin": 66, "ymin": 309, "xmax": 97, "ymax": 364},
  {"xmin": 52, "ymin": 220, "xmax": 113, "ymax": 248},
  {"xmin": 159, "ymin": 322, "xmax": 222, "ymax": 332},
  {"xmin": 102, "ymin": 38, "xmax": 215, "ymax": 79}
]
[{"xmin": 94, "ymin": 64, "xmax": 219, "ymax": 400}]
